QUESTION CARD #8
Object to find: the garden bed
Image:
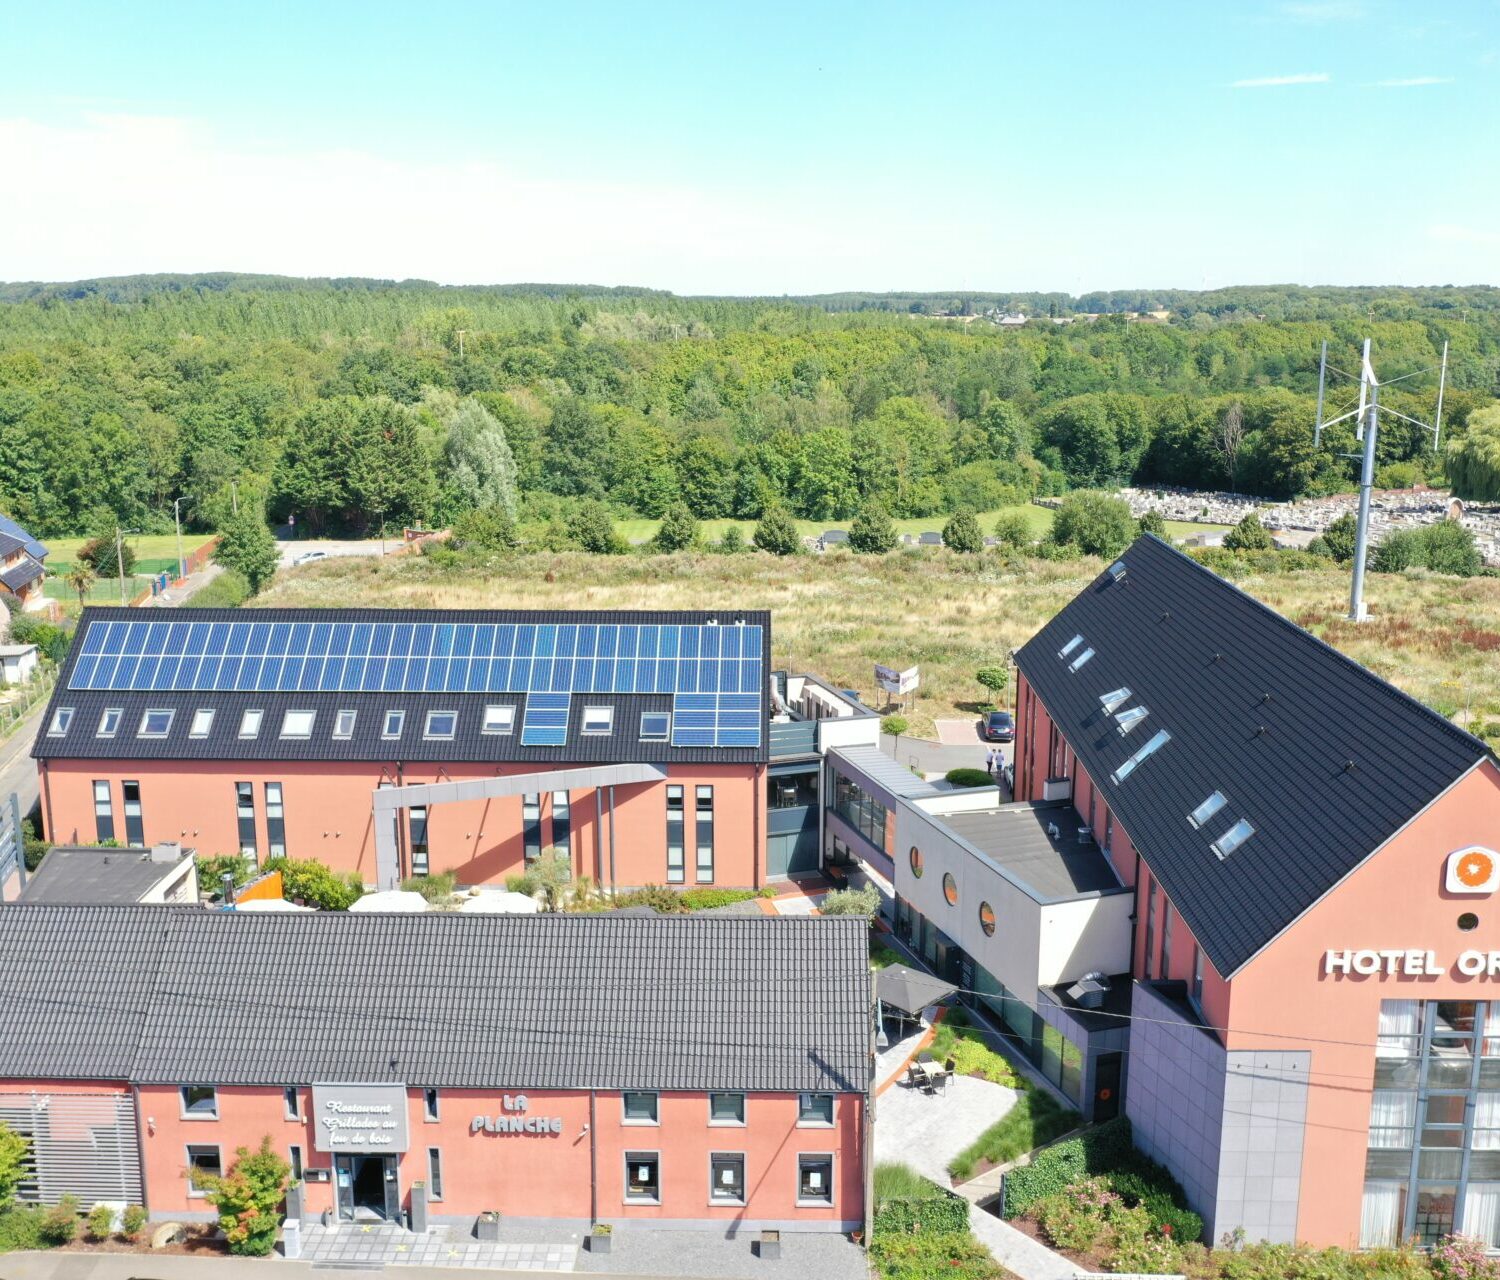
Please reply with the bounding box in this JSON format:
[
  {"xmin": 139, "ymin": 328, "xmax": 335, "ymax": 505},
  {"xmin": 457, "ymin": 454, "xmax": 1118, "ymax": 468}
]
[{"xmin": 870, "ymin": 1163, "xmax": 1007, "ymax": 1280}]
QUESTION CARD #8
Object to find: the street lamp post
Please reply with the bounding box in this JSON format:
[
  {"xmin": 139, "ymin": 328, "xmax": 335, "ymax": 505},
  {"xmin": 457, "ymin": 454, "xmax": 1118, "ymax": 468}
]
[{"xmin": 172, "ymin": 497, "xmax": 189, "ymax": 581}]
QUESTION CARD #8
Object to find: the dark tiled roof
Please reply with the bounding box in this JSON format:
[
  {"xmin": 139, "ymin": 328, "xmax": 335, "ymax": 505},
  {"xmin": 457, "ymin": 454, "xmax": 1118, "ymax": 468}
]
[
  {"xmin": 0, "ymin": 514, "xmax": 47, "ymax": 562},
  {"xmin": 1015, "ymin": 535, "xmax": 1489, "ymax": 978},
  {"xmin": 20, "ymin": 846, "xmax": 194, "ymax": 905},
  {"xmin": 0, "ymin": 532, "xmax": 26, "ymax": 557},
  {"xmin": 35, "ymin": 607, "xmax": 770, "ymax": 765},
  {"xmin": 0, "ymin": 909, "xmax": 872, "ymax": 1093},
  {"xmin": 0, "ymin": 555, "xmax": 44, "ymax": 593}
]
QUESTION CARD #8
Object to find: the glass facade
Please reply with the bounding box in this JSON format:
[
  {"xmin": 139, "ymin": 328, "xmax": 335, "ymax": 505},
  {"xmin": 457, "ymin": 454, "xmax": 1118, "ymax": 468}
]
[
  {"xmin": 1361, "ymin": 1000, "xmax": 1500, "ymax": 1250},
  {"xmin": 832, "ymin": 770, "xmax": 888, "ymax": 854},
  {"xmin": 968, "ymin": 957, "xmax": 1083, "ymax": 1105}
]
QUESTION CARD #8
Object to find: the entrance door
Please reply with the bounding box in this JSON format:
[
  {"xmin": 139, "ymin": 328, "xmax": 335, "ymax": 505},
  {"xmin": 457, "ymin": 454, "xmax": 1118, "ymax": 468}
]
[
  {"xmin": 1093, "ymin": 1052, "xmax": 1123, "ymax": 1122},
  {"xmin": 336, "ymin": 1154, "xmax": 399, "ymax": 1221}
]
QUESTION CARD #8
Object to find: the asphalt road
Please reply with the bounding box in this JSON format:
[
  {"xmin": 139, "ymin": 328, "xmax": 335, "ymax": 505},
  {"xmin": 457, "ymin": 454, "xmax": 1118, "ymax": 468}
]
[
  {"xmin": 0, "ymin": 701, "xmax": 43, "ymax": 824},
  {"xmin": 277, "ymin": 537, "xmax": 394, "ymax": 567}
]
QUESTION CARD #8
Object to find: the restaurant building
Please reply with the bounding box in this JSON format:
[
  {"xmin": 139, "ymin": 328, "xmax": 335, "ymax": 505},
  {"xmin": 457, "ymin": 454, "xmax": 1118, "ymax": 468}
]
[
  {"xmin": 0, "ymin": 907, "xmax": 870, "ymax": 1232},
  {"xmin": 33, "ymin": 608, "xmax": 771, "ymax": 891}
]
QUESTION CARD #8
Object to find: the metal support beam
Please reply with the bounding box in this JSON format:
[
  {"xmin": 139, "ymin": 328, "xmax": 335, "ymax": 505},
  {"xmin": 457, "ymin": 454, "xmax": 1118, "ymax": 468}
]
[{"xmin": 1350, "ymin": 385, "xmax": 1380, "ymax": 623}]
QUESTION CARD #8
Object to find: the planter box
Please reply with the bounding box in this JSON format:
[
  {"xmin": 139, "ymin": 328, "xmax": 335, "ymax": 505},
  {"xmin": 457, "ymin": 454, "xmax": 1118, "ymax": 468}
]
[
  {"xmin": 476, "ymin": 1215, "xmax": 502, "ymax": 1242},
  {"xmin": 589, "ymin": 1233, "xmax": 612, "ymax": 1254},
  {"xmin": 757, "ymin": 1229, "xmax": 781, "ymax": 1260}
]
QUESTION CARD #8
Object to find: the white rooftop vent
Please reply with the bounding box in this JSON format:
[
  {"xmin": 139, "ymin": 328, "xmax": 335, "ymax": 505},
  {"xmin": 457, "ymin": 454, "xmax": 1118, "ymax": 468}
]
[
  {"xmin": 1058, "ymin": 634, "xmax": 1084, "ymax": 660},
  {"xmin": 1110, "ymin": 729, "xmax": 1171, "ymax": 784},
  {"xmin": 1188, "ymin": 791, "xmax": 1227, "ymax": 830},
  {"xmin": 1115, "ymin": 706, "xmax": 1149, "ymax": 735},
  {"xmin": 1107, "ymin": 560, "xmax": 1127, "ymax": 582},
  {"xmin": 1211, "ymin": 818, "xmax": 1256, "ymax": 861},
  {"xmin": 1100, "ymin": 686, "xmax": 1132, "ymax": 713},
  {"xmin": 1067, "ymin": 647, "xmax": 1095, "ymax": 672}
]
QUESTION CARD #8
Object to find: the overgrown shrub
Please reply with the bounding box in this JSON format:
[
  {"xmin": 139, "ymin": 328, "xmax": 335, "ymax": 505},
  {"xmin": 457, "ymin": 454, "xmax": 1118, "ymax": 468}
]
[
  {"xmin": 945, "ymin": 767, "xmax": 994, "ymax": 788},
  {"xmin": 86, "ymin": 1202, "xmax": 114, "ymax": 1241},
  {"xmin": 991, "ymin": 511, "xmax": 1034, "ymax": 549},
  {"xmin": 818, "ymin": 884, "xmax": 881, "ymax": 916},
  {"xmin": 678, "ymin": 888, "xmax": 763, "ymax": 910},
  {"xmin": 401, "ymin": 871, "xmax": 456, "ymax": 903},
  {"xmin": 505, "ymin": 872, "xmax": 539, "ymax": 896},
  {"xmin": 264, "ymin": 856, "xmax": 364, "ymax": 910},
  {"xmin": 195, "ymin": 1136, "xmax": 290, "ymax": 1256},
  {"xmin": 38, "ymin": 1196, "xmax": 80, "ymax": 1245},
  {"xmin": 1001, "ymin": 1117, "xmax": 1135, "ymax": 1219},
  {"xmin": 0, "ymin": 1121, "xmax": 29, "ymax": 1202},
  {"xmin": 181, "ymin": 567, "xmax": 251, "ymax": 608},
  {"xmin": 197, "ymin": 853, "xmax": 255, "ymax": 896},
  {"xmin": 1431, "ymin": 1233, "xmax": 1500, "ymax": 1280},
  {"xmin": 611, "ymin": 884, "xmax": 689, "ymax": 914},
  {"xmin": 0, "ymin": 1205, "xmax": 48, "ymax": 1252},
  {"xmin": 870, "ymin": 1229, "xmax": 1004, "ymax": 1280},
  {"xmin": 120, "ymin": 1204, "xmax": 148, "ymax": 1242}
]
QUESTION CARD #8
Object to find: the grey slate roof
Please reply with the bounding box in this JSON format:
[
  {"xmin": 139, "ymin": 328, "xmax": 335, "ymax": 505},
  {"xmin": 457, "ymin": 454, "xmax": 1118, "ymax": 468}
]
[
  {"xmin": 20, "ymin": 846, "xmax": 194, "ymax": 905},
  {"xmin": 35, "ymin": 607, "xmax": 770, "ymax": 766},
  {"xmin": 0, "ymin": 514, "xmax": 47, "ymax": 562},
  {"xmin": 1015, "ymin": 534, "xmax": 1490, "ymax": 978},
  {"xmin": 0, "ymin": 556, "xmax": 44, "ymax": 593},
  {"xmin": 828, "ymin": 745, "xmax": 939, "ymax": 803},
  {"xmin": 0, "ymin": 909, "xmax": 871, "ymax": 1093}
]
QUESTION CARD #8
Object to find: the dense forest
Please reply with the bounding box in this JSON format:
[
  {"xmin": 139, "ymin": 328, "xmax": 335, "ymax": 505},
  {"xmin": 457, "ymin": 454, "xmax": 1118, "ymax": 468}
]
[{"xmin": 1, "ymin": 275, "xmax": 1497, "ymax": 539}]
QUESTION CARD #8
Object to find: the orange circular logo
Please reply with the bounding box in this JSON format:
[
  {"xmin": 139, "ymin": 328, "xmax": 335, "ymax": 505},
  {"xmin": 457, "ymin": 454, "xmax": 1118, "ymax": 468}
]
[{"xmin": 1458, "ymin": 851, "xmax": 1496, "ymax": 888}]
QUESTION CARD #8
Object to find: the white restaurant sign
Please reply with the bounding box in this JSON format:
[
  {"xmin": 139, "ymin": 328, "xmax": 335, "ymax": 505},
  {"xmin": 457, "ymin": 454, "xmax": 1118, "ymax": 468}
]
[{"xmin": 311, "ymin": 1083, "xmax": 410, "ymax": 1153}]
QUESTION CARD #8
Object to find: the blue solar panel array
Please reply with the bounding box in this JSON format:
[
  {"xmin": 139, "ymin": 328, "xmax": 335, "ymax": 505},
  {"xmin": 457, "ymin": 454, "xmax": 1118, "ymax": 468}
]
[{"xmin": 520, "ymin": 692, "xmax": 571, "ymax": 747}]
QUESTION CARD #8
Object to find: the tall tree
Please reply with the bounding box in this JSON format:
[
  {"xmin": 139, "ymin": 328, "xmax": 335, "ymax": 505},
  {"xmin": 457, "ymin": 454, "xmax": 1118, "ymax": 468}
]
[{"xmin": 444, "ymin": 399, "xmax": 518, "ymax": 518}]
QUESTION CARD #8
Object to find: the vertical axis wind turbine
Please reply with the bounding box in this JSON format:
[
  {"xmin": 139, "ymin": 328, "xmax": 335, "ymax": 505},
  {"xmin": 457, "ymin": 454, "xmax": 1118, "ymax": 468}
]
[{"xmin": 1312, "ymin": 337, "xmax": 1448, "ymax": 622}]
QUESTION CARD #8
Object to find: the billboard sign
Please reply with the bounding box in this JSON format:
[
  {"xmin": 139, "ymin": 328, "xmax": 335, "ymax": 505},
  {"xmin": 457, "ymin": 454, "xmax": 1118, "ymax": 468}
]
[{"xmin": 875, "ymin": 664, "xmax": 920, "ymax": 695}]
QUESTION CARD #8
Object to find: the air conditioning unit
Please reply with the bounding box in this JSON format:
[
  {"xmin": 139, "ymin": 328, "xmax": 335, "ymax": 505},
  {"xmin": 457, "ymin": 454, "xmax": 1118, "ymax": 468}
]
[
  {"xmin": 1042, "ymin": 777, "xmax": 1072, "ymax": 802},
  {"xmin": 1066, "ymin": 971, "xmax": 1110, "ymax": 1010}
]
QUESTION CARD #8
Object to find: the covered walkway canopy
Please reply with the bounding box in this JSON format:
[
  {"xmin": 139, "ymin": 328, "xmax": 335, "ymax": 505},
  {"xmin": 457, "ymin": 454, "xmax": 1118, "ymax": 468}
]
[{"xmin": 876, "ymin": 963, "xmax": 958, "ymax": 1017}]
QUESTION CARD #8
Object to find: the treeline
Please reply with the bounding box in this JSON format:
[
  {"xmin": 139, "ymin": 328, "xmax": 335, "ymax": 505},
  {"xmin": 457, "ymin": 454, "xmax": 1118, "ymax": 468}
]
[{"xmin": 0, "ymin": 280, "xmax": 1497, "ymax": 538}]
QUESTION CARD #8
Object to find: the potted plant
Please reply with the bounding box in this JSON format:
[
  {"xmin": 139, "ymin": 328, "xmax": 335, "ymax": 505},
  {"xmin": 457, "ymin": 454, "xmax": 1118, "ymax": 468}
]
[
  {"xmin": 476, "ymin": 1210, "xmax": 501, "ymax": 1242},
  {"xmin": 589, "ymin": 1222, "xmax": 613, "ymax": 1254}
]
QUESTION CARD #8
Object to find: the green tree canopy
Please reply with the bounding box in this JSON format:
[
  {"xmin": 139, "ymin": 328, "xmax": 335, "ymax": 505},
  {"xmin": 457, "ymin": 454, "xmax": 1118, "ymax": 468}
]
[
  {"xmin": 213, "ymin": 511, "xmax": 280, "ymax": 594},
  {"xmin": 444, "ymin": 399, "xmax": 518, "ymax": 518},
  {"xmin": 1447, "ymin": 404, "xmax": 1500, "ymax": 502},
  {"xmin": 1048, "ymin": 491, "xmax": 1136, "ymax": 559},
  {"xmin": 753, "ymin": 505, "xmax": 801, "ymax": 556},
  {"xmin": 1322, "ymin": 512, "xmax": 1358, "ymax": 564},
  {"xmin": 1223, "ymin": 511, "xmax": 1275, "ymax": 552},
  {"xmin": 848, "ymin": 500, "xmax": 898, "ymax": 554},
  {"xmin": 651, "ymin": 502, "xmax": 700, "ymax": 553},
  {"xmin": 942, "ymin": 509, "xmax": 984, "ymax": 553}
]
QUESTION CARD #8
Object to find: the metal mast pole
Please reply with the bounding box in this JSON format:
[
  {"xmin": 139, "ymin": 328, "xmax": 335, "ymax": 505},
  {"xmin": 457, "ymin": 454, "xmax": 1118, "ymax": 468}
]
[
  {"xmin": 1313, "ymin": 340, "xmax": 1328, "ymax": 446},
  {"xmin": 173, "ymin": 498, "xmax": 186, "ymax": 581},
  {"xmin": 1434, "ymin": 340, "xmax": 1449, "ymax": 451},
  {"xmin": 1349, "ymin": 383, "xmax": 1380, "ymax": 623}
]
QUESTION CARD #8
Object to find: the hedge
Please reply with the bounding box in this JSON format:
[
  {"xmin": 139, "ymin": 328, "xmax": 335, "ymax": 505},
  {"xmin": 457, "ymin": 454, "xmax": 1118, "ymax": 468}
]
[
  {"xmin": 945, "ymin": 768, "xmax": 994, "ymax": 788},
  {"xmin": 874, "ymin": 1187, "xmax": 971, "ymax": 1237},
  {"xmin": 1001, "ymin": 1117, "xmax": 1136, "ymax": 1218}
]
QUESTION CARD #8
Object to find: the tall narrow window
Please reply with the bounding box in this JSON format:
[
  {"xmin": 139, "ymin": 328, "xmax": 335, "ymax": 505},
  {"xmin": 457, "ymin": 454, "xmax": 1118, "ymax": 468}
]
[
  {"xmin": 551, "ymin": 792, "xmax": 571, "ymax": 858},
  {"xmin": 1143, "ymin": 879, "xmax": 1157, "ymax": 980},
  {"xmin": 121, "ymin": 780, "xmax": 144, "ymax": 847},
  {"xmin": 283, "ymin": 1088, "xmax": 301, "ymax": 1121},
  {"xmin": 1103, "ymin": 811, "xmax": 1114, "ymax": 856},
  {"xmin": 1191, "ymin": 944, "xmax": 1204, "ymax": 1008},
  {"xmin": 711, "ymin": 1152, "xmax": 746, "ymax": 1203},
  {"xmin": 428, "ymin": 1148, "xmax": 444, "ymax": 1200},
  {"xmin": 93, "ymin": 781, "xmax": 114, "ymax": 843},
  {"xmin": 1161, "ymin": 904, "xmax": 1174, "ymax": 978},
  {"xmin": 695, "ymin": 785, "xmax": 715, "ymax": 884},
  {"xmin": 522, "ymin": 795, "xmax": 542, "ymax": 864},
  {"xmin": 288, "ymin": 1145, "xmax": 303, "ymax": 1181},
  {"xmin": 666, "ymin": 785, "xmax": 685, "ymax": 884},
  {"xmin": 265, "ymin": 783, "xmax": 285, "ymax": 858},
  {"xmin": 410, "ymin": 806, "xmax": 429, "ymax": 877},
  {"xmin": 236, "ymin": 782, "xmax": 257, "ymax": 858}
]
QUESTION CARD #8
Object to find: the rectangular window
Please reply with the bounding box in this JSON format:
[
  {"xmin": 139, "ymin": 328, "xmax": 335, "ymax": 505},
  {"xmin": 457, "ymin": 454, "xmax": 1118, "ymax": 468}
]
[
  {"xmin": 180, "ymin": 1085, "xmax": 218, "ymax": 1119},
  {"xmin": 189, "ymin": 708, "xmax": 215, "ymax": 738},
  {"xmin": 138, "ymin": 708, "xmax": 174, "ymax": 738},
  {"xmin": 239, "ymin": 708, "xmax": 263, "ymax": 739},
  {"xmin": 623, "ymin": 1092, "xmax": 659, "ymax": 1125},
  {"xmin": 424, "ymin": 1088, "xmax": 440, "ymax": 1122},
  {"xmin": 1191, "ymin": 945, "xmax": 1204, "ymax": 1007},
  {"xmin": 640, "ymin": 711, "xmax": 670, "ymax": 741},
  {"xmin": 797, "ymin": 1154, "xmax": 834, "ymax": 1205},
  {"xmin": 289, "ymin": 1144, "xmax": 303, "ymax": 1182},
  {"xmin": 186, "ymin": 1144, "xmax": 223, "ymax": 1196},
  {"xmin": 579, "ymin": 705, "xmax": 613, "ymax": 736},
  {"xmin": 1188, "ymin": 791, "xmax": 1227, "ymax": 829},
  {"xmin": 481, "ymin": 705, "xmax": 515, "ymax": 735},
  {"xmin": 666, "ymin": 785, "xmax": 685, "ymax": 884},
  {"xmin": 798, "ymin": 1093, "xmax": 834, "ymax": 1126},
  {"xmin": 47, "ymin": 707, "xmax": 74, "ymax": 737},
  {"xmin": 1103, "ymin": 810, "xmax": 1114, "ymax": 856},
  {"xmin": 523, "ymin": 794, "xmax": 542, "ymax": 864},
  {"xmin": 551, "ymin": 792, "xmax": 571, "ymax": 857},
  {"xmin": 410, "ymin": 806, "xmax": 429, "ymax": 877},
  {"xmin": 283, "ymin": 1087, "xmax": 300, "ymax": 1121},
  {"xmin": 1143, "ymin": 879, "xmax": 1157, "ymax": 980},
  {"xmin": 382, "ymin": 709, "xmax": 405, "ymax": 739},
  {"xmin": 93, "ymin": 781, "xmax": 114, "ymax": 843},
  {"xmin": 236, "ymin": 782, "xmax": 257, "ymax": 858},
  {"xmin": 1111, "ymin": 729, "xmax": 1171, "ymax": 784},
  {"xmin": 424, "ymin": 710, "xmax": 457, "ymax": 740},
  {"xmin": 333, "ymin": 709, "xmax": 358, "ymax": 739},
  {"xmin": 280, "ymin": 709, "xmax": 316, "ymax": 739},
  {"xmin": 709, "ymin": 1092, "xmax": 745, "ymax": 1125},
  {"xmin": 695, "ymin": 785, "xmax": 715, "ymax": 884},
  {"xmin": 265, "ymin": 783, "xmax": 285, "ymax": 858},
  {"xmin": 97, "ymin": 707, "xmax": 122, "ymax": 738},
  {"xmin": 711, "ymin": 1152, "xmax": 746, "ymax": 1203},
  {"xmin": 122, "ymin": 780, "xmax": 144, "ymax": 847},
  {"xmin": 1211, "ymin": 818, "xmax": 1256, "ymax": 861},
  {"xmin": 428, "ymin": 1147, "xmax": 444, "ymax": 1201},
  {"xmin": 625, "ymin": 1152, "xmax": 660, "ymax": 1203},
  {"xmin": 1161, "ymin": 906, "xmax": 1174, "ymax": 978}
]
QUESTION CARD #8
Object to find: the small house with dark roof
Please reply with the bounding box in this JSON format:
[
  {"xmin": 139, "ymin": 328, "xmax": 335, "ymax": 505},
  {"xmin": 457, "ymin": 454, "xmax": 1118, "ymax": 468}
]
[
  {"xmin": 0, "ymin": 514, "xmax": 48, "ymax": 615},
  {"xmin": 0, "ymin": 907, "xmax": 870, "ymax": 1232},
  {"xmin": 19, "ymin": 842, "xmax": 198, "ymax": 905}
]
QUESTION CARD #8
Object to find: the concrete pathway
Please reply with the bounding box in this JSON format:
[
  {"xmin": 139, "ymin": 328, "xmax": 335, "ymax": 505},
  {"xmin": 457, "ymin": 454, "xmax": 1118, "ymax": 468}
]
[
  {"xmin": 0, "ymin": 1251, "xmax": 573, "ymax": 1280},
  {"xmin": 879, "ymin": 732, "xmax": 992, "ymax": 779},
  {"xmin": 965, "ymin": 1202, "xmax": 1078, "ymax": 1280},
  {"xmin": 299, "ymin": 1222, "xmax": 575, "ymax": 1270},
  {"xmin": 874, "ymin": 1074, "xmax": 1018, "ymax": 1188}
]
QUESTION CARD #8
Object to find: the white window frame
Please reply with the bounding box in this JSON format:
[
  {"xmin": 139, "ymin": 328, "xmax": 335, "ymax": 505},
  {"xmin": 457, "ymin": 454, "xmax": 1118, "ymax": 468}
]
[
  {"xmin": 581, "ymin": 706, "xmax": 614, "ymax": 735},
  {"xmin": 622, "ymin": 1091, "xmax": 659, "ymax": 1126},
  {"xmin": 797, "ymin": 1092, "xmax": 835, "ymax": 1127},
  {"xmin": 138, "ymin": 708, "xmax": 175, "ymax": 738},
  {"xmin": 640, "ymin": 711, "xmax": 671, "ymax": 741},
  {"xmin": 1188, "ymin": 791, "xmax": 1227, "ymax": 829},
  {"xmin": 382, "ymin": 710, "xmax": 405, "ymax": 739},
  {"xmin": 708, "ymin": 1092, "xmax": 746, "ymax": 1126},
  {"xmin": 185, "ymin": 1144, "xmax": 223, "ymax": 1197},
  {"xmin": 96, "ymin": 707, "xmax": 122, "ymax": 738},
  {"xmin": 280, "ymin": 709, "xmax": 316, "ymax": 739},
  {"xmin": 189, "ymin": 708, "xmax": 215, "ymax": 739},
  {"xmin": 797, "ymin": 1152, "xmax": 835, "ymax": 1206},
  {"xmin": 481, "ymin": 704, "xmax": 515, "ymax": 735},
  {"xmin": 180, "ymin": 1084, "xmax": 219, "ymax": 1120},
  {"xmin": 424, "ymin": 709, "xmax": 458, "ymax": 740},
  {"xmin": 239, "ymin": 708, "xmax": 264, "ymax": 739},
  {"xmin": 47, "ymin": 707, "xmax": 75, "ymax": 737},
  {"xmin": 333, "ymin": 709, "xmax": 358, "ymax": 739}
]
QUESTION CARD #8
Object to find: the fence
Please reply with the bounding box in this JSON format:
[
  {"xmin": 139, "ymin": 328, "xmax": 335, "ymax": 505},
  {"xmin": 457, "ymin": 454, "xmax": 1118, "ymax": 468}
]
[
  {"xmin": 0, "ymin": 792, "xmax": 23, "ymax": 902},
  {"xmin": 0, "ymin": 666, "xmax": 56, "ymax": 742}
]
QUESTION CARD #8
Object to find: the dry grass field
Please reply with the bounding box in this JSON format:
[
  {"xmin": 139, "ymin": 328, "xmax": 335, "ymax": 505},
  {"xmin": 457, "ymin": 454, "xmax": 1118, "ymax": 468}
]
[{"xmin": 256, "ymin": 548, "xmax": 1500, "ymax": 749}]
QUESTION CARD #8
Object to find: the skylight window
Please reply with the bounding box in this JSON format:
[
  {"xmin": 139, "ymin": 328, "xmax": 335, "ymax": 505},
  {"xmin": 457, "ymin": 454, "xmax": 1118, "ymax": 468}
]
[
  {"xmin": 1211, "ymin": 818, "xmax": 1256, "ymax": 861},
  {"xmin": 382, "ymin": 710, "xmax": 405, "ymax": 739},
  {"xmin": 333, "ymin": 709, "xmax": 358, "ymax": 739},
  {"xmin": 1107, "ymin": 560, "xmax": 1128, "ymax": 582},
  {"xmin": 1058, "ymin": 634, "xmax": 1084, "ymax": 660},
  {"xmin": 1188, "ymin": 791, "xmax": 1227, "ymax": 830},
  {"xmin": 424, "ymin": 710, "xmax": 458, "ymax": 740},
  {"xmin": 640, "ymin": 711, "xmax": 671, "ymax": 741},
  {"xmin": 280, "ymin": 709, "xmax": 316, "ymax": 739},
  {"xmin": 1067, "ymin": 647, "xmax": 1096, "ymax": 673},
  {"xmin": 1115, "ymin": 706, "xmax": 1149, "ymax": 735},
  {"xmin": 138, "ymin": 708, "xmax": 174, "ymax": 738},
  {"xmin": 48, "ymin": 707, "xmax": 75, "ymax": 737},
  {"xmin": 1100, "ymin": 687, "xmax": 1132, "ymax": 713},
  {"xmin": 189, "ymin": 708, "xmax": 215, "ymax": 739},
  {"xmin": 481, "ymin": 705, "xmax": 515, "ymax": 735},
  {"xmin": 97, "ymin": 707, "xmax": 122, "ymax": 738},
  {"xmin": 239, "ymin": 709, "xmax": 264, "ymax": 739},
  {"xmin": 582, "ymin": 706, "xmax": 614, "ymax": 735},
  {"xmin": 1110, "ymin": 729, "xmax": 1171, "ymax": 784}
]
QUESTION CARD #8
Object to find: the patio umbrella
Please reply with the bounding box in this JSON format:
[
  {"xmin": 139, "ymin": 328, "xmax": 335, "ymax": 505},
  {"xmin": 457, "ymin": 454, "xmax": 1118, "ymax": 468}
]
[
  {"xmin": 877, "ymin": 964, "xmax": 958, "ymax": 1018},
  {"xmin": 348, "ymin": 889, "xmax": 430, "ymax": 913},
  {"xmin": 458, "ymin": 891, "xmax": 542, "ymax": 915}
]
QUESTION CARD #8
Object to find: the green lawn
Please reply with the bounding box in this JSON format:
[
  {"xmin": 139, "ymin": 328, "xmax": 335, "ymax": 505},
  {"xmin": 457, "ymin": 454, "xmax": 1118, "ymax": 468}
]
[
  {"xmin": 44, "ymin": 533, "xmax": 211, "ymax": 566},
  {"xmin": 871, "ymin": 937, "xmax": 903, "ymax": 970},
  {"xmin": 929, "ymin": 1010, "xmax": 1023, "ymax": 1087}
]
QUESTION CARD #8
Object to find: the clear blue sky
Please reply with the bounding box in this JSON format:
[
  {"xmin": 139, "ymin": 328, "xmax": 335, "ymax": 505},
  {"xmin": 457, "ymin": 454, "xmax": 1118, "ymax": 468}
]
[{"xmin": 0, "ymin": 0, "xmax": 1495, "ymax": 292}]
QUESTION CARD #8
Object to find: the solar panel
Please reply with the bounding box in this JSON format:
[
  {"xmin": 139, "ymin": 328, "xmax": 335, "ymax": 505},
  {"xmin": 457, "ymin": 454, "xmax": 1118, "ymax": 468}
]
[{"xmin": 520, "ymin": 692, "xmax": 571, "ymax": 746}]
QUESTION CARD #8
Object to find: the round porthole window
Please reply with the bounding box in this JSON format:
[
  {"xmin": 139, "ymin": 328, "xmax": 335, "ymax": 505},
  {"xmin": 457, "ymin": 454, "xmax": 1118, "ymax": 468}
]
[
  {"xmin": 1459, "ymin": 912, "xmax": 1480, "ymax": 932},
  {"xmin": 943, "ymin": 873, "xmax": 959, "ymax": 907},
  {"xmin": 909, "ymin": 845, "xmax": 924, "ymax": 878},
  {"xmin": 979, "ymin": 901, "xmax": 996, "ymax": 936}
]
